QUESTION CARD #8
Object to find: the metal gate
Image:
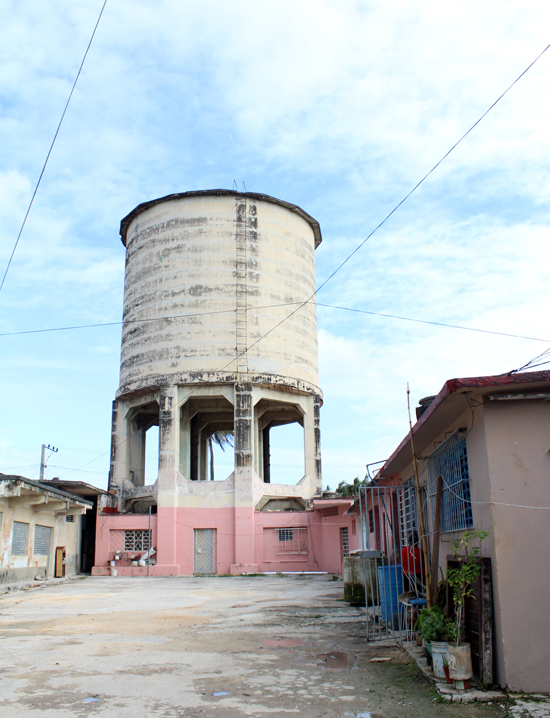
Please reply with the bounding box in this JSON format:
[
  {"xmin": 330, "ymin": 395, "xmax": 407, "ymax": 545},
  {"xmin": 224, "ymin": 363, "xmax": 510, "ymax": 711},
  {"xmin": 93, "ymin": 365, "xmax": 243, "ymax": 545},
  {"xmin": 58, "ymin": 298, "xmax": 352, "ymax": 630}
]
[
  {"xmin": 358, "ymin": 484, "xmax": 428, "ymax": 641},
  {"xmin": 194, "ymin": 529, "xmax": 216, "ymax": 574}
]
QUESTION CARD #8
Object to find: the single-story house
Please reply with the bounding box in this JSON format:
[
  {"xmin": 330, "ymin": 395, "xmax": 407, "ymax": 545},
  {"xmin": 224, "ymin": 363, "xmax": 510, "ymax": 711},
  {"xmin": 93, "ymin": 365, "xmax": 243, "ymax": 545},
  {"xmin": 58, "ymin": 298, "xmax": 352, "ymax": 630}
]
[
  {"xmin": 373, "ymin": 369, "xmax": 550, "ymax": 693},
  {"xmin": 0, "ymin": 474, "xmax": 93, "ymax": 583}
]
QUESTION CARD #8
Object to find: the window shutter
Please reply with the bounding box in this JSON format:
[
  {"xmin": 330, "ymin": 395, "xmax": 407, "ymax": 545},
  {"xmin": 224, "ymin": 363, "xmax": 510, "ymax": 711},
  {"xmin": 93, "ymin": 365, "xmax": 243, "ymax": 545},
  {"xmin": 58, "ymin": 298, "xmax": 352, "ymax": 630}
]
[{"xmin": 12, "ymin": 522, "xmax": 28, "ymax": 555}]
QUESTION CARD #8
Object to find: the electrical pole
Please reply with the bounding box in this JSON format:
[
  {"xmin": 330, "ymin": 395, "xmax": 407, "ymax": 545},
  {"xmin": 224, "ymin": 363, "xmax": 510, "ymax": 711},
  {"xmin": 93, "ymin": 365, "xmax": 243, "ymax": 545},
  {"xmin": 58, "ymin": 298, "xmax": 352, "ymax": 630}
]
[{"xmin": 39, "ymin": 444, "xmax": 58, "ymax": 481}]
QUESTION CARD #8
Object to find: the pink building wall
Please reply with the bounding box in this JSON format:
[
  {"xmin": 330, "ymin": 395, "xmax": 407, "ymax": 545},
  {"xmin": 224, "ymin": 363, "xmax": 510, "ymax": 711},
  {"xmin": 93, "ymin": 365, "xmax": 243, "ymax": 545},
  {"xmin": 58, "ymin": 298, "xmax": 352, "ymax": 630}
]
[{"xmin": 92, "ymin": 500, "xmax": 357, "ymax": 577}]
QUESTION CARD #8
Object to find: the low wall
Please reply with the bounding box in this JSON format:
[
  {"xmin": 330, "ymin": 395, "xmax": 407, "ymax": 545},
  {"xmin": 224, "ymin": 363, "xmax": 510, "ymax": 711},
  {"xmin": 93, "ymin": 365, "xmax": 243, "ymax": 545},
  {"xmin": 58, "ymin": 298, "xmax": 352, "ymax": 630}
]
[
  {"xmin": 343, "ymin": 554, "xmax": 381, "ymax": 604},
  {"xmin": 0, "ymin": 566, "xmax": 47, "ymax": 584}
]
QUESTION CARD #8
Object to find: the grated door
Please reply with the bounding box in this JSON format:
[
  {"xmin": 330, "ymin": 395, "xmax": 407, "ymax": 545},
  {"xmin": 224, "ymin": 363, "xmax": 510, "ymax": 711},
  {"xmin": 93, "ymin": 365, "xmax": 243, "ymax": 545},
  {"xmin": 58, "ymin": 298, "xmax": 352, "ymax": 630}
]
[{"xmin": 194, "ymin": 529, "xmax": 216, "ymax": 574}]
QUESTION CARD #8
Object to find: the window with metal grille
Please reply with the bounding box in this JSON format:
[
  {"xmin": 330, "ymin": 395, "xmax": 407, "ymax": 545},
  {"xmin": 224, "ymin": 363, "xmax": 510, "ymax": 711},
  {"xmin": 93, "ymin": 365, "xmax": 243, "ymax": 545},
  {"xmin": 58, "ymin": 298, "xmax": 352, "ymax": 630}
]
[
  {"xmin": 34, "ymin": 525, "xmax": 51, "ymax": 555},
  {"xmin": 276, "ymin": 527, "xmax": 308, "ymax": 554},
  {"xmin": 278, "ymin": 528, "xmax": 293, "ymax": 541},
  {"xmin": 124, "ymin": 529, "xmax": 151, "ymax": 551},
  {"xmin": 368, "ymin": 509, "xmax": 374, "ymax": 533},
  {"xmin": 12, "ymin": 521, "xmax": 28, "ymax": 555},
  {"xmin": 65, "ymin": 515, "xmax": 74, "ymax": 523},
  {"xmin": 398, "ymin": 480, "xmax": 418, "ymax": 548},
  {"xmin": 341, "ymin": 527, "xmax": 349, "ymax": 558},
  {"xmin": 426, "ymin": 432, "xmax": 473, "ymax": 532}
]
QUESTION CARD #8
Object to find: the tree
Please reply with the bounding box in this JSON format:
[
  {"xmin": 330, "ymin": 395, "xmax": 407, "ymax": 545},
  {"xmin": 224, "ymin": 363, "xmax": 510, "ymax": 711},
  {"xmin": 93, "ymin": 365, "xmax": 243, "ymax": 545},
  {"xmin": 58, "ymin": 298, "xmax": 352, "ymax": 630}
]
[
  {"xmin": 335, "ymin": 476, "xmax": 368, "ymax": 497},
  {"xmin": 208, "ymin": 430, "xmax": 234, "ymax": 481}
]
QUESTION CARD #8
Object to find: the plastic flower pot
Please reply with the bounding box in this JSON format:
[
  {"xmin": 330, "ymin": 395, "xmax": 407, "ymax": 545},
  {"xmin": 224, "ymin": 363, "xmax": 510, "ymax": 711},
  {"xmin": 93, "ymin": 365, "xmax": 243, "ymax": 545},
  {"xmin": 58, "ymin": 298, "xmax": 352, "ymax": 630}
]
[{"xmin": 430, "ymin": 641, "xmax": 448, "ymax": 680}]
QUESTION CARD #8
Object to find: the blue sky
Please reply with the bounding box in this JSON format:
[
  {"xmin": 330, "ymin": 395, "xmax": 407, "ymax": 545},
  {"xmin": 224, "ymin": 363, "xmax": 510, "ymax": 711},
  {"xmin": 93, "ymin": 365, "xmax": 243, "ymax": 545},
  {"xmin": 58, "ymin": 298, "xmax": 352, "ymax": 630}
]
[{"xmin": 1, "ymin": 0, "xmax": 549, "ymax": 489}]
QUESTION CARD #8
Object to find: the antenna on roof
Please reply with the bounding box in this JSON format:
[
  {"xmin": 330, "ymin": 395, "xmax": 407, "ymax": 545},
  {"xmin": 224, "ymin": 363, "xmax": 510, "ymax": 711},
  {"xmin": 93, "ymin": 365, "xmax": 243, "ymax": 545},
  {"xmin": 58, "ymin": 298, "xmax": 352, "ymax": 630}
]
[{"xmin": 233, "ymin": 180, "xmax": 238, "ymax": 192}]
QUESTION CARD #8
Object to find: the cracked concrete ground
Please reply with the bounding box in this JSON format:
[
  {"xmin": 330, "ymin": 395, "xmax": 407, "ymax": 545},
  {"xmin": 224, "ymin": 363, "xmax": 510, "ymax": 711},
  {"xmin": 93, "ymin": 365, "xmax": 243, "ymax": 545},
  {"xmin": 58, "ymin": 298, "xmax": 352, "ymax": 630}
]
[{"xmin": 0, "ymin": 575, "xmax": 504, "ymax": 717}]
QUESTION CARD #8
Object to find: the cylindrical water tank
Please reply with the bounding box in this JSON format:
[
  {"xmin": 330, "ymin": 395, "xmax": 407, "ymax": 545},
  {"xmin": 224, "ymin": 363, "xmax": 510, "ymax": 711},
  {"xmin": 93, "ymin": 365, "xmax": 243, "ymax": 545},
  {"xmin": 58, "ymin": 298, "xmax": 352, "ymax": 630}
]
[{"xmin": 117, "ymin": 190, "xmax": 322, "ymax": 395}]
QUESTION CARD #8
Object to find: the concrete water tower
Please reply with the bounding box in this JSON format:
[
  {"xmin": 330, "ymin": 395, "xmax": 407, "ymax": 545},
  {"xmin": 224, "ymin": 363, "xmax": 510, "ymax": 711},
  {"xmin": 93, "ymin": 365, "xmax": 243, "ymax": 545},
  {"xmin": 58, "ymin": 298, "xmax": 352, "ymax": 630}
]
[{"xmin": 108, "ymin": 190, "xmax": 324, "ymax": 573}]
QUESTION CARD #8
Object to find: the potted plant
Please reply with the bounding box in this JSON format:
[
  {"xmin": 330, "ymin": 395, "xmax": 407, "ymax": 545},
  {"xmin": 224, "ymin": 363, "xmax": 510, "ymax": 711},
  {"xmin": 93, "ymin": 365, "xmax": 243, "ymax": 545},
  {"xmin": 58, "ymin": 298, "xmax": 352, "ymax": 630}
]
[
  {"xmin": 420, "ymin": 611, "xmax": 455, "ymax": 680},
  {"xmin": 446, "ymin": 528, "xmax": 489, "ymax": 688},
  {"xmin": 415, "ymin": 606, "xmax": 445, "ymax": 667}
]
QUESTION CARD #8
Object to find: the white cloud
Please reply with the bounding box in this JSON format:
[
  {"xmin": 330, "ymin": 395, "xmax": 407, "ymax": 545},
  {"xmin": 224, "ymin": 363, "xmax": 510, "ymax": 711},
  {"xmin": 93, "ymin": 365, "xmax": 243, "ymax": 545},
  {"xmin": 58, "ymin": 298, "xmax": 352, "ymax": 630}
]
[{"xmin": 1, "ymin": 0, "xmax": 549, "ymax": 490}]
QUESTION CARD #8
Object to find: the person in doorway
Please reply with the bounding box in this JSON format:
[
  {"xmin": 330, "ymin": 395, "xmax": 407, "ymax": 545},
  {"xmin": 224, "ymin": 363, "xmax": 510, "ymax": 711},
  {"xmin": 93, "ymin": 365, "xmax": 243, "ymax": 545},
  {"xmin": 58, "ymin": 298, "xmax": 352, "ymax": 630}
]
[{"xmin": 402, "ymin": 532, "xmax": 425, "ymax": 594}]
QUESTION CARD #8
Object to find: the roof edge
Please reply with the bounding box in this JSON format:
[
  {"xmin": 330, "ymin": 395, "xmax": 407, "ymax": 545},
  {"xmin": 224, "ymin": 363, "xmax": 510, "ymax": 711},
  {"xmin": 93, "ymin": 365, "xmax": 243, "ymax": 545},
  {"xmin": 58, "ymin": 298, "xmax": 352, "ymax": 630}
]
[
  {"xmin": 380, "ymin": 369, "xmax": 550, "ymax": 477},
  {"xmin": 119, "ymin": 189, "xmax": 322, "ymax": 248},
  {"xmin": 0, "ymin": 475, "xmax": 94, "ymax": 507}
]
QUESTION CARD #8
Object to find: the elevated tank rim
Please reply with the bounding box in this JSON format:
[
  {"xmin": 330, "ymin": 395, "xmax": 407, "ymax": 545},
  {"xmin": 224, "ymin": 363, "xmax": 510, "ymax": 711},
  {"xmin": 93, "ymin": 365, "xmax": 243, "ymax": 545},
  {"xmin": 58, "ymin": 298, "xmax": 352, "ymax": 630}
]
[{"xmin": 119, "ymin": 189, "xmax": 322, "ymax": 249}]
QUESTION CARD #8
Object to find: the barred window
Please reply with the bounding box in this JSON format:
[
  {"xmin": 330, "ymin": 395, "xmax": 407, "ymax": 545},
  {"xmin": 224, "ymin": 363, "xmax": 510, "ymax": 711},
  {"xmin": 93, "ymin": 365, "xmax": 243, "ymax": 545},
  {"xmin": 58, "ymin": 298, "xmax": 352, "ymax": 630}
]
[
  {"xmin": 398, "ymin": 480, "xmax": 418, "ymax": 547},
  {"xmin": 65, "ymin": 515, "xmax": 74, "ymax": 523},
  {"xmin": 341, "ymin": 527, "xmax": 349, "ymax": 558},
  {"xmin": 124, "ymin": 529, "xmax": 151, "ymax": 551},
  {"xmin": 276, "ymin": 527, "xmax": 308, "ymax": 554},
  {"xmin": 426, "ymin": 432, "xmax": 473, "ymax": 532},
  {"xmin": 278, "ymin": 528, "xmax": 293, "ymax": 542},
  {"xmin": 368, "ymin": 509, "xmax": 374, "ymax": 533}
]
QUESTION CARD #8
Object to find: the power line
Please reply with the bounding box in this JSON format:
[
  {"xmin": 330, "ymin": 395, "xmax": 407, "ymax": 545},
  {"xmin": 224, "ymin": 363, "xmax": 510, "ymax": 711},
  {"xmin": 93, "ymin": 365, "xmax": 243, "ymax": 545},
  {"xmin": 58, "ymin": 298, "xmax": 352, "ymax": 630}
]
[
  {"xmin": 312, "ymin": 41, "xmax": 550, "ymax": 298},
  {"xmin": 48, "ymin": 465, "xmax": 106, "ymax": 476},
  {"xmin": 3, "ymin": 300, "xmax": 549, "ymax": 344},
  {"xmin": 145, "ymin": 40, "xmax": 550, "ymax": 370},
  {"xmin": 316, "ymin": 303, "xmax": 550, "ymax": 343},
  {"xmin": 0, "ymin": 0, "xmax": 108, "ymax": 293},
  {"xmin": 54, "ymin": 44, "xmax": 550, "ymax": 480},
  {"xmin": 509, "ymin": 345, "xmax": 550, "ymax": 374}
]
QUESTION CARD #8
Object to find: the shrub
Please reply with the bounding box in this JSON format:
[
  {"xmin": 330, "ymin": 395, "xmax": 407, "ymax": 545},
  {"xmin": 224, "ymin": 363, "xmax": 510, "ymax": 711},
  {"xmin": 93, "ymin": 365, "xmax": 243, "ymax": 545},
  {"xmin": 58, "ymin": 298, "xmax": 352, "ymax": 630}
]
[{"xmin": 421, "ymin": 612, "xmax": 455, "ymax": 643}]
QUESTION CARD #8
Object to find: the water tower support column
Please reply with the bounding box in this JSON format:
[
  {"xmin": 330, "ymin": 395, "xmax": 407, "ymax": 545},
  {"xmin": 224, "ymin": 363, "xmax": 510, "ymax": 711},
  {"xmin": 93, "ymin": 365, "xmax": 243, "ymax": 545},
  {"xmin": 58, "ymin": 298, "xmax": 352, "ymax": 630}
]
[
  {"xmin": 232, "ymin": 382, "xmax": 259, "ymax": 574},
  {"xmin": 303, "ymin": 396, "xmax": 323, "ymax": 495},
  {"xmin": 157, "ymin": 386, "xmax": 180, "ymax": 571}
]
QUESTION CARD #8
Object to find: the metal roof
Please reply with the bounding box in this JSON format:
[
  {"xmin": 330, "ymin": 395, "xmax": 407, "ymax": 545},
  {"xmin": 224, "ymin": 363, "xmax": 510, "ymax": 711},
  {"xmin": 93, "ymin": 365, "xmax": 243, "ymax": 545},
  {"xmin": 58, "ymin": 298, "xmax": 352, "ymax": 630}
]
[{"xmin": 380, "ymin": 370, "xmax": 550, "ymax": 477}]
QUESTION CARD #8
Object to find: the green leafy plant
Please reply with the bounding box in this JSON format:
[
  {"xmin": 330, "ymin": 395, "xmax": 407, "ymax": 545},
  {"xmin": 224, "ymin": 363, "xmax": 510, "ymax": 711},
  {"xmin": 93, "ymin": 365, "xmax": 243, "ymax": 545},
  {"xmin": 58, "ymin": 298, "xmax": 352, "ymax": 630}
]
[
  {"xmin": 335, "ymin": 477, "xmax": 368, "ymax": 497},
  {"xmin": 420, "ymin": 612, "xmax": 455, "ymax": 643},
  {"xmin": 414, "ymin": 605, "xmax": 445, "ymax": 634},
  {"xmin": 447, "ymin": 528, "xmax": 489, "ymax": 646}
]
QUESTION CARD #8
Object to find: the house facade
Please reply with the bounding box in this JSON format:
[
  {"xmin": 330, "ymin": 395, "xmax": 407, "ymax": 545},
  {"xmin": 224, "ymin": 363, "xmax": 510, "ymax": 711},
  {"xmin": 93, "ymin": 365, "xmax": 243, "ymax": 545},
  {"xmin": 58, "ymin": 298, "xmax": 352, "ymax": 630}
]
[
  {"xmin": 375, "ymin": 370, "xmax": 550, "ymax": 693},
  {"xmin": 0, "ymin": 475, "xmax": 93, "ymax": 583}
]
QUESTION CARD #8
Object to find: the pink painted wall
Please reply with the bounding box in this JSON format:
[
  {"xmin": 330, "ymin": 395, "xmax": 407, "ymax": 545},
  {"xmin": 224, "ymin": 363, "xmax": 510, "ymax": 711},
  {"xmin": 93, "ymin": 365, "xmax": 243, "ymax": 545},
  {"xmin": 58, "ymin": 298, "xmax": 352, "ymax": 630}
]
[{"xmin": 94, "ymin": 504, "xmax": 355, "ymax": 576}]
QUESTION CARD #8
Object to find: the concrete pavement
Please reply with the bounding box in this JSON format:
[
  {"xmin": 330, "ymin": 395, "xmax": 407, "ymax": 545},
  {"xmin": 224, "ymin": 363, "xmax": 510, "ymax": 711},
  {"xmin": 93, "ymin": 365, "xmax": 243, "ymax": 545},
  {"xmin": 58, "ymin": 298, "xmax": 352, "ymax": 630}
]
[{"xmin": 0, "ymin": 574, "xmax": 505, "ymax": 717}]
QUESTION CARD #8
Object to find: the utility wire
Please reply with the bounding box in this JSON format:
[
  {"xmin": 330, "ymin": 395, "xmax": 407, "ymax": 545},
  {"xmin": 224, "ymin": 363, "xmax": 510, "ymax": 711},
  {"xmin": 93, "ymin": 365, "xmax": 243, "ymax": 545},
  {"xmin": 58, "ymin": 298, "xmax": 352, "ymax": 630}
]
[
  {"xmin": 315, "ymin": 303, "xmax": 550, "ymax": 344},
  {"xmin": 0, "ymin": 0, "xmax": 108, "ymax": 293},
  {"xmin": 3, "ymin": 300, "xmax": 549, "ymax": 345},
  {"xmin": 312, "ymin": 41, "xmax": 550, "ymax": 298},
  {"xmin": 198, "ymin": 41, "xmax": 550, "ymax": 363},
  {"xmin": 54, "ymin": 43, "xmax": 550, "ymax": 481},
  {"xmin": 509, "ymin": 345, "xmax": 550, "ymax": 374}
]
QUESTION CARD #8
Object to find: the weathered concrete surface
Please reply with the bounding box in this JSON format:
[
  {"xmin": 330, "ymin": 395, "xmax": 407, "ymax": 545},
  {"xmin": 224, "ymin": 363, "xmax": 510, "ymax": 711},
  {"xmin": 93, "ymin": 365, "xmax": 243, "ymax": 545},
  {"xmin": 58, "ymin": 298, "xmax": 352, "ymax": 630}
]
[{"xmin": 0, "ymin": 575, "xmax": 504, "ymax": 717}]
